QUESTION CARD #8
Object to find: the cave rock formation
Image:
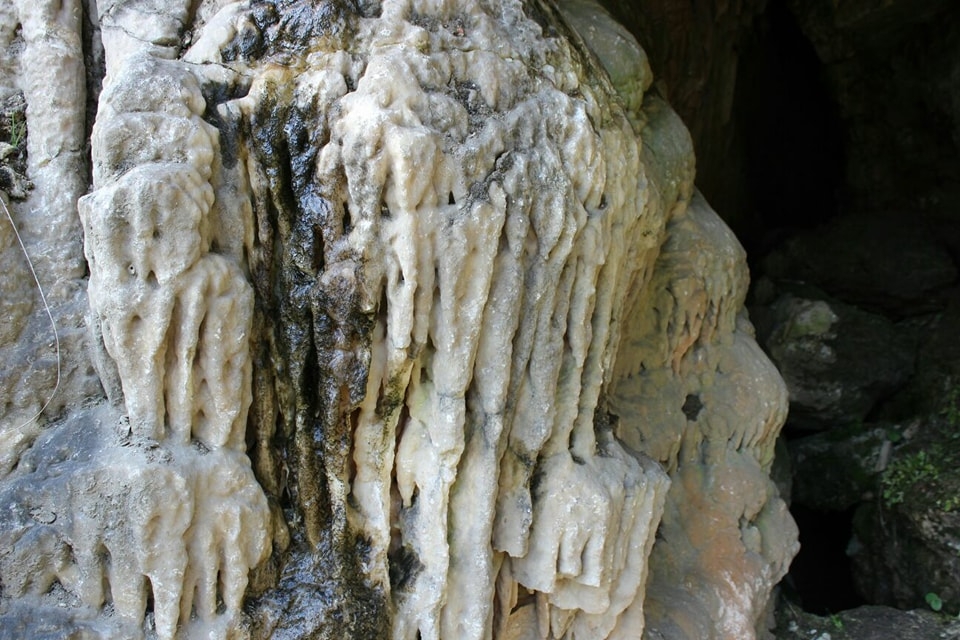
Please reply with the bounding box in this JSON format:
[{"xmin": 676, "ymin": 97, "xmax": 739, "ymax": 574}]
[{"xmin": 0, "ymin": 0, "xmax": 797, "ymax": 638}]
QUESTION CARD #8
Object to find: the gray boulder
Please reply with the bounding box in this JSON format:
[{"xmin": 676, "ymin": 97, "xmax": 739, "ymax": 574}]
[{"xmin": 789, "ymin": 423, "xmax": 892, "ymax": 511}]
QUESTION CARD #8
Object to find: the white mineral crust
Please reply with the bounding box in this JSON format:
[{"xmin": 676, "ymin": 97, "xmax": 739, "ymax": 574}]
[{"xmin": 0, "ymin": 0, "xmax": 797, "ymax": 638}]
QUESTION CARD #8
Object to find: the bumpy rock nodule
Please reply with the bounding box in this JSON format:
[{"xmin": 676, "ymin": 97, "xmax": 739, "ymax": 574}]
[{"xmin": 0, "ymin": 0, "xmax": 796, "ymax": 638}]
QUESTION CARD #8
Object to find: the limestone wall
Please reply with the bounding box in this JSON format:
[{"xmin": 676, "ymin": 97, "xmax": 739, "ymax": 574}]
[{"xmin": 0, "ymin": 1, "xmax": 796, "ymax": 638}]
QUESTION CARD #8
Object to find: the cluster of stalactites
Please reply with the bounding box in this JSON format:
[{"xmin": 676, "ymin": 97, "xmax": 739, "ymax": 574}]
[
  {"xmin": 191, "ymin": 0, "xmax": 678, "ymax": 637},
  {"xmin": 0, "ymin": 0, "xmax": 797, "ymax": 637},
  {"xmin": 65, "ymin": 0, "xmax": 273, "ymax": 636}
]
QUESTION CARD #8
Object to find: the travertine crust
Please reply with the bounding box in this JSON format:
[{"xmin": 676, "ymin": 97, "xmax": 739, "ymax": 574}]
[{"xmin": 0, "ymin": 0, "xmax": 796, "ymax": 638}]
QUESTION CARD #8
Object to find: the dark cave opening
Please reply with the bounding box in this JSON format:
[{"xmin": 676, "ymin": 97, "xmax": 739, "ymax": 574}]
[
  {"xmin": 785, "ymin": 504, "xmax": 866, "ymax": 615},
  {"xmin": 732, "ymin": 0, "xmax": 846, "ymax": 260}
]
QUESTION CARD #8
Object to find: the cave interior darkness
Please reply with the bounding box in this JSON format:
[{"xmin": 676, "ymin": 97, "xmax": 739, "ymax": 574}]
[
  {"xmin": 730, "ymin": 0, "xmax": 845, "ymax": 261},
  {"xmin": 724, "ymin": 0, "xmax": 959, "ymax": 619}
]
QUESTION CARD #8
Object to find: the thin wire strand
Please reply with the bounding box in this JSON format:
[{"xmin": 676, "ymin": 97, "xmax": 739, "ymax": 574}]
[{"xmin": 1, "ymin": 194, "xmax": 61, "ymax": 429}]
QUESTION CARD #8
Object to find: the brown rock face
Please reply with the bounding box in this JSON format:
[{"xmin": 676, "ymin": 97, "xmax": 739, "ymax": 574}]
[{"xmin": 599, "ymin": 0, "xmax": 768, "ymax": 233}]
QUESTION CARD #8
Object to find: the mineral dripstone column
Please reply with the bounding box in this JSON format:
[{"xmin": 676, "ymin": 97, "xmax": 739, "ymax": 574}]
[{"xmin": 0, "ymin": 1, "xmax": 797, "ymax": 638}]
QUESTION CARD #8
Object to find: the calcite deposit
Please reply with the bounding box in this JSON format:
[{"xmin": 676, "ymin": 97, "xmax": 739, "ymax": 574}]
[{"xmin": 0, "ymin": 0, "xmax": 797, "ymax": 638}]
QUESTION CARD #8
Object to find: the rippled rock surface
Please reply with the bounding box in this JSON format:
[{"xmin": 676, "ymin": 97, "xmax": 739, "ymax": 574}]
[{"xmin": 0, "ymin": 1, "xmax": 796, "ymax": 638}]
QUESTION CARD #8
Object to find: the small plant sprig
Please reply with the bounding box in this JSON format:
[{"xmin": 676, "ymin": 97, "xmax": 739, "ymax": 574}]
[
  {"xmin": 881, "ymin": 449, "xmax": 939, "ymax": 507},
  {"xmin": 926, "ymin": 592, "xmax": 943, "ymax": 612},
  {"xmin": 828, "ymin": 613, "xmax": 844, "ymax": 630},
  {"xmin": 7, "ymin": 111, "xmax": 25, "ymax": 148}
]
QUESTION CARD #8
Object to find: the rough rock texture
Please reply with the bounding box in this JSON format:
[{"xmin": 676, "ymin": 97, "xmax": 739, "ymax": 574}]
[
  {"xmin": 883, "ymin": 294, "xmax": 960, "ymax": 419},
  {"xmin": 1, "ymin": 0, "xmax": 274, "ymax": 636},
  {"xmin": 847, "ymin": 398, "xmax": 960, "ymax": 614},
  {"xmin": 754, "ymin": 294, "xmax": 915, "ymax": 429},
  {"xmin": 852, "ymin": 499, "xmax": 960, "ymax": 615},
  {"xmin": 608, "ymin": 191, "xmax": 796, "ymax": 639},
  {"xmin": 0, "ymin": 405, "xmax": 271, "ymax": 639},
  {"xmin": 788, "ymin": 423, "xmax": 891, "ymax": 512},
  {"xmin": 0, "ymin": 0, "xmax": 103, "ymax": 476},
  {"xmin": 0, "ymin": 0, "xmax": 796, "ymax": 638},
  {"xmin": 776, "ymin": 604, "xmax": 960, "ymax": 640},
  {"xmin": 621, "ymin": 0, "xmax": 960, "ymax": 629}
]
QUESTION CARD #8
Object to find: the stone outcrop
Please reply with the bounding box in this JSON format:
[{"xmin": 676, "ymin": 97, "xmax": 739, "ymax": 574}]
[
  {"xmin": 777, "ymin": 604, "xmax": 960, "ymax": 640},
  {"xmin": 0, "ymin": 0, "xmax": 102, "ymax": 477},
  {"xmin": 760, "ymin": 215, "xmax": 957, "ymax": 317},
  {"xmin": 609, "ymin": 193, "xmax": 795, "ymax": 639},
  {"xmin": 788, "ymin": 423, "xmax": 890, "ymax": 512},
  {"xmin": 0, "ymin": 0, "xmax": 796, "ymax": 638},
  {"xmin": 753, "ymin": 294, "xmax": 915, "ymax": 429}
]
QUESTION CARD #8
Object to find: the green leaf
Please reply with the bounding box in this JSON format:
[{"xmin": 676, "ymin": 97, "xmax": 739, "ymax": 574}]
[{"xmin": 925, "ymin": 592, "xmax": 943, "ymax": 612}]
